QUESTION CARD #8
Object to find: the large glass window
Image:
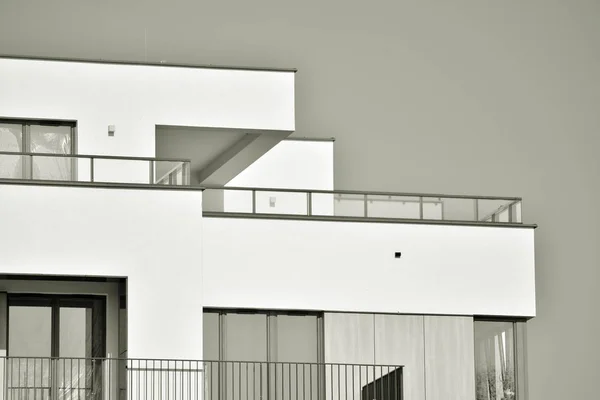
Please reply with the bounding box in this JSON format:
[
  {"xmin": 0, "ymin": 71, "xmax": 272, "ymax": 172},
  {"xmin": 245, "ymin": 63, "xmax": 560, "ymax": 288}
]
[
  {"xmin": 203, "ymin": 310, "xmax": 322, "ymax": 400},
  {"xmin": 474, "ymin": 320, "xmax": 517, "ymax": 400},
  {"xmin": 0, "ymin": 119, "xmax": 75, "ymax": 180},
  {"xmin": 7, "ymin": 295, "xmax": 106, "ymax": 400},
  {"xmin": 203, "ymin": 310, "xmax": 321, "ymax": 363}
]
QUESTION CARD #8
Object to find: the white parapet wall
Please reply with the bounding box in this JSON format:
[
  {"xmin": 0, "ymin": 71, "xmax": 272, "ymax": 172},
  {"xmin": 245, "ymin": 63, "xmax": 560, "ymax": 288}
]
[
  {"xmin": 202, "ymin": 217, "xmax": 536, "ymax": 318},
  {"xmin": 0, "ymin": 182, "xmax": 204, "ymax": 360}
]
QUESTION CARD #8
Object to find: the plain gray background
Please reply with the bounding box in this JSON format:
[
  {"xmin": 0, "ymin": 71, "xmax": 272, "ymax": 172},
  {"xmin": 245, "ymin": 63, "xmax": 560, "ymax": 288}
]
[{"xmin": 1, "ymin": 0, "xmax": 598, "ymax": 398}]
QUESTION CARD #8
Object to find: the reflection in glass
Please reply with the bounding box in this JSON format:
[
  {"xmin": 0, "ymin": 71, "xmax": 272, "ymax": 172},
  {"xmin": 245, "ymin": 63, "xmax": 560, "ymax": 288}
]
[
  {"xmin": 59, "ymin": 307, "xmax": 93, "ymax": 400},
  {"xmin": 0, "ymin": 123, "xmax": 23, "ymax": 178},
  {"xmin": 474, "ymin": 321, "xmax": 516, "ymax": 400},
  {"xmin": 30, "ymin": 125, "xmax": 73, "ymax": 180}
]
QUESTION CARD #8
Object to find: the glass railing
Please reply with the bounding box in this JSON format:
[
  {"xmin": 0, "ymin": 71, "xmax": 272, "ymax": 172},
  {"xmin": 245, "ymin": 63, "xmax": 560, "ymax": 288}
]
[
  {"xmin": 203, "ymin": 186, "xmax": 523, "ymax": 224},
  {"xmin": 0, "ymin": 151, "xmax": 191, "ymax": 185}
]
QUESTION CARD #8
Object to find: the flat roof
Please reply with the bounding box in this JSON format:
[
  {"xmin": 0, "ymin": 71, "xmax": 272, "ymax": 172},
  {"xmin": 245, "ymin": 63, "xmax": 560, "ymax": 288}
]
[{"xmin": 0, "ymin": 54, "xmax": 298, "ymax": 74}]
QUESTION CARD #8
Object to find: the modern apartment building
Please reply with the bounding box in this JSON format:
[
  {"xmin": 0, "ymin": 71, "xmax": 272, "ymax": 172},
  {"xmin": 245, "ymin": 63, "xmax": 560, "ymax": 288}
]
[{"xmin": 0, "ymin": 56, "xmax": 536, "ymax": 400}]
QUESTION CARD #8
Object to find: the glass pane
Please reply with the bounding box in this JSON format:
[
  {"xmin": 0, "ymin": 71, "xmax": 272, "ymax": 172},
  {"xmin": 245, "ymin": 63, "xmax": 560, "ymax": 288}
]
[
  {"xmin": 255, "ymin": 191, "xmax": 308, "ymax": 215},
  {"xmin": 225, "ymin": 313, "xmax": 267, "ymax": 361},
  {"xmin": 32, "ymin": 155, "xmax": 73, "ymax": 181},
  {"xmin": 203, "ymin": 312, "xmax": 220, "ymax": 360},
  {"xmin": 59, "ymin": 307, "xmax": 90, "ymax": 358},
  {"xmin": 0, "ymin": 123, "xmax": 24, "ymax": 178},
  {"xmin": 366, "ymin": 195, "xmax": 421, "ymax": 219},
  {"xmin": 334, "ymin": 193, "xmax": 366, "ymax": 217},
  {"xmin": 310, "ymin": 193, "xmax": 334, "ymax": 216},
  {"xmin": 431, "ymin": 197, "xmax": 477, "ymax": 222},
  {"xmin": 9, "ymin": 306, "xmax": 52, "ymax": 357},
  {"xmin": 204, "ymin": 189, "xmax": 226, "ymax": 212},
  {"xmin": 92, "ymin": 158, "xmax": 149, "ymax": 184},
  {"xmin": 155, "ymin": 161, "xmax": 187, "ymax": 185},
  {"xmin": 203, "ymin": 313, "xmax": 220, "ymax": 400},
  {"xmin": 8, "ymin": 306, "xmax": 53, "ymax": 400},
  {"xmin": 223, "ymin": 190, "xmax": 253, "ymax": 213},
  {"xmin": 422, "ymin": 198, "xmax": 444, "ymax": 220},
  {"xmin": 29, "ymin": 125, "xmax": 73, "ymax": 181},
  {"xmin": 224, "ymin": 313, "xmax": 268, "ymax": 400},
  {"xmin": 272, "ymin": 315, "xmax": 319, "ymax": 400},
  {"xmin": 275, "ymin": 315, "xmax": 318, "ymax": 362},
  {"xmin": 477, "ymin": 199, "xmax": 513, "ymax": 222},
  {"xmin": 474, "ymin": 321, "xmax": 516, "ymax": 400},
  {"xmin": 59, "ymin": 307, "xmax": 92, "ymax": 400},
  {"xmin": 30, "ymin": 125, "xmax": 72, "ymax": 154}
]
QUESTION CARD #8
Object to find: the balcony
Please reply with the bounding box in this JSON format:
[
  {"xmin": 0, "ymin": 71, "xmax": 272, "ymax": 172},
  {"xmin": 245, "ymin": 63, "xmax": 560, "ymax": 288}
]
[
  {"xmin": 0, "ymin": 151, "xmax": 191, "ymax": 186},
  {"xmin": 203, "ymin": 186, "xmax": 524, "ymax": 226},
  {"xmin": 202, "ymin": 187, "xmax": 536, "ymax": 318},
  {"xmin": 0, "ymin": 357, "xmax": 403, "ymax": 400}
]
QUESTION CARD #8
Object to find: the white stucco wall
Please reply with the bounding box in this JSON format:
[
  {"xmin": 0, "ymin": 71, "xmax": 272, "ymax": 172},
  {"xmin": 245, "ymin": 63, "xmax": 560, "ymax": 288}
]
[
  {"xmin": 0, "ymin": 57, "xmax": 295, "ymax": 159},
  {"xmin": 0, "ymin": 183, "xmax": 204, "ymax": 360},
  {"xmin": 202, "ymin": 217, "xmax": 536, "ymax": 318}
]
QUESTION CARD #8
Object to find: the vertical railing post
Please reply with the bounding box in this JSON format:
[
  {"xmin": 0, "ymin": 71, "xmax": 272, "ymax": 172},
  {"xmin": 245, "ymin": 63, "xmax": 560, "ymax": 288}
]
[
  {"xmin": 364, "ymin": 194, "xmax": 368, "ymax": 217},
  {"xmin": 252, "ymin": 190, "xmax": 257, "ymax": 214},
  {"xmin": 508, "ymin": 201, "xmax": 515, "ymax": 223},
  {"xmin": 149, "ymin": 160, "xmax": 155, "ymax": 184},
  {"xmin": 307, "ymin": 192, "xmax": 312, "ymax": 216},
  {"xmin": 419, "ymin": 196, "xmax": 424, "ymax": 219},
  {"xmin": 90, "ymin": 157, "xmax": 95, "ymax": 183},
  {"xmin": 474, "ymin": 198, "xmax": 479, "ymax": 222}
]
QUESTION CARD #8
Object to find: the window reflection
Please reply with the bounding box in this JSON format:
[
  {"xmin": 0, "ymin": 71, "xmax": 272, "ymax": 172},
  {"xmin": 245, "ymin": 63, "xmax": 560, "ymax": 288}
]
[{"xmin": 475, "ymin": 321, "xmax": 516, "ymax": 400}]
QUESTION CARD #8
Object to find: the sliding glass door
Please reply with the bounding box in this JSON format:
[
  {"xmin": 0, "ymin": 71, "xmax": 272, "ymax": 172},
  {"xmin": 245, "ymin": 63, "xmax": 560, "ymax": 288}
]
[{"xmin": 7, "ymin": 295, "xmax": 105, "ymax": 400}]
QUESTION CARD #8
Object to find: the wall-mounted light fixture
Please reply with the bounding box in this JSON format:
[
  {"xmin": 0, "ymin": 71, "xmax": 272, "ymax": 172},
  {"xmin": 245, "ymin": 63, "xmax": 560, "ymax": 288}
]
[{"xmin": 108, "ymin": 125, "xmax": 116, "ymax": 137}]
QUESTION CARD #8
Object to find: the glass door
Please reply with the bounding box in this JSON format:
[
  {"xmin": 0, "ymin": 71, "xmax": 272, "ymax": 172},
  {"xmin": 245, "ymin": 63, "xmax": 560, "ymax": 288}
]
[{"xmin": 7, "ymin": 295, "xmax": 106, "ymax": 400}]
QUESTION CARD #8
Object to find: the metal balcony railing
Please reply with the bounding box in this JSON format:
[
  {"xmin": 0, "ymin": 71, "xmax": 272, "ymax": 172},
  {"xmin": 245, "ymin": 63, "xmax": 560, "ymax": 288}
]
[
  {"xmin": 0, "ymin": 357, "xmax": 403, "ymax": 400},
  {"xmin": 0, "ymin": 151, "xmax": 191, "ymax": 186},
  {"xmin": 203, "ymin": 186, "xmax": 523, "ymax": 225}
]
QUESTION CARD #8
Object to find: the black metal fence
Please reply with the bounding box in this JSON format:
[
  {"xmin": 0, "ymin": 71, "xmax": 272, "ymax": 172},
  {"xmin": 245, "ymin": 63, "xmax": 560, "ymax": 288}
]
[{"xmin": 0, "ymin": 358, "xmax": 403, "ymax": 400}]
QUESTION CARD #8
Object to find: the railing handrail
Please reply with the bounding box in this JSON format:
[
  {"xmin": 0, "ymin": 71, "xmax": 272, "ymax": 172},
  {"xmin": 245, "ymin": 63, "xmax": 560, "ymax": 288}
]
[
  {"xmin": 0, "ymin": 356, "xmax": 403, "ymax": 368},
  {"xmin": 0, "ymin": 150, "xmax": 191, "ymax": 164},
  {"xmin": 204, "ymin": 185, "xmax": 522, "ymax": 202}
]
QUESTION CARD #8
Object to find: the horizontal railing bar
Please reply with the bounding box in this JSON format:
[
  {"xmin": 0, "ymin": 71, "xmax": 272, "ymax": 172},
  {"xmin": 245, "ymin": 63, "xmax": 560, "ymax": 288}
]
[
  {"xmin": 203, "ymin": 185, "xmax": 522, "ymax": 201},
  {"xmin": 0, "ymin": 178, "xmax": 203, "ymax": 191},
  {"xmin": 0, "ymin": 356, "xmax": 403, "ymax": 367},
  {"xmin": 127, "ymin": 367, "xmax": 204, "ymax": 372},
  {"xmin": 0, "ymin": 150, "xmax": 190, "ymax": 163}
]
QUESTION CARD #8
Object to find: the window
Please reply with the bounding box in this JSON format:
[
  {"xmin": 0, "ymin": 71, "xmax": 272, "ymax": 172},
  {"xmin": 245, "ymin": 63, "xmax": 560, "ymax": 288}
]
[
  {"xmin": 203, "ymin": 309, "xmax": 322, "ymax": 363},
  {"xmin": 7, "ymin": 294, "xmax": 106, "ymax": 400},
  {"xmin": 203, "ymin": 310, "xmax": 323, "ymax": 400},
  {"xmin": 0, "ymin": 119, "xmax": 76, "ymax": 180},
  {"xmin": 474, "ymin": 319, "xmax": 526, "ymax": 400}
]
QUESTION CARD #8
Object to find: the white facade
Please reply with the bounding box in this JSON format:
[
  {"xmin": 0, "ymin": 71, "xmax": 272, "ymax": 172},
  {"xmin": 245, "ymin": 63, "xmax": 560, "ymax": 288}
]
[{"xmin": 202, "ymin": 217, "xmax": 535, "ymax": 317}]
